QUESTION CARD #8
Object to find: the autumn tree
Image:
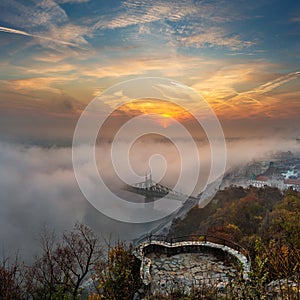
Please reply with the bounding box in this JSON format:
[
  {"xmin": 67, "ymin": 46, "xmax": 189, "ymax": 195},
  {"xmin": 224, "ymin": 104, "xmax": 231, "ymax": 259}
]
[
  {"xmin": 90, "ymin": 242, "xmax": 142, "ymax": 300},
  {"xmin": 26, "ymin": 223, "xmax": 103, "ymax": 299},
  {"xmin": 0, "ymin": 256, "xmax": 25, "ymax": 300}
]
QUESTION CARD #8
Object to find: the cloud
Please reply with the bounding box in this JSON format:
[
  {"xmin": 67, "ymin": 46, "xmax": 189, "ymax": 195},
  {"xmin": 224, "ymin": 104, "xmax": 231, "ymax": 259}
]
[
  {"xmin": 246, "ymin": 71, "xmax": 300, "ymax": 95},
  {"xmin": 79, "ymin": 54, "xmax": 204, "ymax": 78},
  {"xmin": 91, "ymin": 0, "xmax": 250, "ymax": 52},
  {"xmin": 0, "ymin": 0, "xmax": 91, "ymax": 51},
  {"xmin": 0, "ymin": 142, "xmax": 171, "ymax": 260},
  {"xmin": 223, "ymin": 70, "xmax": 300, "ymax": 111},
  {"xmin": 0, "ymin": 0, "xmax": 68, "ymax": 30},
  {"xmin": 93, "ymin": 0, "xmax": 197, "ymax": 30},
  {"xmin": 34, "ymin": 52, "xmax": 70, "ymax": 63},
  {"xmin": 25, "ymin": 64, "xmax": 77, "ymax": 75},
  {"xmin": 290, "ymin": 15, "xmax": 300, "ymax": 22},
  {"xmin": 0, "ymin": 142, "xmax": 87, "ymax": 260},
  {"xmin": 192, "ymin": 64, "xmax": 300, "ymax": 119},
  {"xmin": 46, "ymin": 23, "xmax": 90, "ymax": 46},
  {"xmin": 0, "ymin": 139, "xmax": 203, "ymax": 258},
  {"xmin": 56, "ymin": 0, "xmax": 90, "ymax": 3},
  {"xmin": 180, "ymin": 27, "xmax": 255, "ymax": 50},
  {"xmin": 0, "ymin": 25, "xmax": 87, "ymax": 49},
  {"xmin": 0, "ymin": 76, "xmax": 85, "ymax": 121},
  {"xmin": 0, "ymin": 1, "xmax": 298, "ymax": 133},
  {"xmin": 93, "ymin": 0, "xmax": 242, "ymax": 31},
  {"xmin": 1, "ymin": 76, "xmax": 70, "ymax": 94}
]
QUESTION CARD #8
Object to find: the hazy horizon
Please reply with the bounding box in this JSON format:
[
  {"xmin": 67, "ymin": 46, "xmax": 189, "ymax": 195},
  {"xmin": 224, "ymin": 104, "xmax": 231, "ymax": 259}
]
[{"xmin": 0, "ymin": 137, "xmax": 299, "ymax": 261}]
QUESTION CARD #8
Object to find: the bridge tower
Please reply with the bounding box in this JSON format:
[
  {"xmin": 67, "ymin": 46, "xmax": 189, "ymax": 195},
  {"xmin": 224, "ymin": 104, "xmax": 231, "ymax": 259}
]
[
  {"xmin": 145, "ymin": 170, "xmax": 154, "ymax": 202},
  {"xmin": 145, "ymin": 170, "xmax": 153, "ymax": 190}
]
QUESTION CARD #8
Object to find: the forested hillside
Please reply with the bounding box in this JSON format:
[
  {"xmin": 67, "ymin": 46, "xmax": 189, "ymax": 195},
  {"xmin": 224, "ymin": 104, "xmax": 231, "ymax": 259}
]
[{"xmin": 168, "ymin": 186, "xmax": 300, "ymax": 297}]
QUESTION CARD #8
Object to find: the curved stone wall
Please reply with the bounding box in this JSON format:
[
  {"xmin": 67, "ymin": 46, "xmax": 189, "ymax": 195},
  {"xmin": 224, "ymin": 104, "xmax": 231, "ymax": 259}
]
[{"xmin": 134, "ymin": 236, "xmax": 251, "ymax": 289}]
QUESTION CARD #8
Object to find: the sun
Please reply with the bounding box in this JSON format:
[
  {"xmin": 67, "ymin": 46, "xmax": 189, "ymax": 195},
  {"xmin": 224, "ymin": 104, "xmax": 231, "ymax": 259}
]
[{"xmin": 117, "ymin": 98, "xmax": 192, "ymax": 127}]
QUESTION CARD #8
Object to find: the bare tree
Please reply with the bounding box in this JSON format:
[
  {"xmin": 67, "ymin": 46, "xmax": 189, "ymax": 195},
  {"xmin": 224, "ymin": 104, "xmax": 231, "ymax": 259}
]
[
  {"xmin": 26, "ymin": 223, "xmax": 103, "ymax": 299},
  {"xmin": 0, "ymin": 255, "xmax": 25, "ymax": 300},
  {"xmin": 55, "ymin": 223, "xmax": 103, "ymax": 298}
]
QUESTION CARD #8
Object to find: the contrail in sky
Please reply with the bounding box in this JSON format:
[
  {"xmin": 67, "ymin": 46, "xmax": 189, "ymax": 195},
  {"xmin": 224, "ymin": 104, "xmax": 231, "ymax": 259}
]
[
  {"xmin": 247, "ymin": 71, "xmax": 300, "ymax": 95},
  {"xmin": 225, "ymin": 70, "xmax": 300, "ymax": 102},
  {"xmin": 0, "ymin": 25, "xmax": 86, "ymax": 49}
]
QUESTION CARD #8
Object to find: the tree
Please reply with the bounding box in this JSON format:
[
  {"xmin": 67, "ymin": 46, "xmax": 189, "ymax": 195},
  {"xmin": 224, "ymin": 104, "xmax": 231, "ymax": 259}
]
[
  {"xmin": 207, "ymin": 223, "xmax": 243, "ymax": 242},
  {"xmin": 26, "ymin": 223, "xmax": 103, "ymax": 299},
  {"xmin": 90, "ymin": 242, "xmax": 142, "ymax": 300},
  {"xmin": 0, "ymin": 256, "xmax": 25, "ymax": 300},
  {"xmin": 56, "ymin": 223, "xmax": 103, "ymax": 298}
]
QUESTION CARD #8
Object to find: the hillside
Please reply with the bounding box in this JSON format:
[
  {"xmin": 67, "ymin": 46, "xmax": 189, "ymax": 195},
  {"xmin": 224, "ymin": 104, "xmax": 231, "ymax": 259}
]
[
  {"xmin": 168, "ymin": 186, "xmax": 300, "ymax": 283},
  {"xmin": 169, "ymin": 186, "xmax": 283, "ymax": 243}
]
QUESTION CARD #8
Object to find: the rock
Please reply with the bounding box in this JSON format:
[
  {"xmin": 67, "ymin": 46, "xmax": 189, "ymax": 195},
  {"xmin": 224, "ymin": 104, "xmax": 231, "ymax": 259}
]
[
  {"xmin": 147, "ymin": 252, "xmax": 235, "ymax": 296},
  {"xmin": 163, "ymin": 264, "xmax": 171, "ymax": 271}
]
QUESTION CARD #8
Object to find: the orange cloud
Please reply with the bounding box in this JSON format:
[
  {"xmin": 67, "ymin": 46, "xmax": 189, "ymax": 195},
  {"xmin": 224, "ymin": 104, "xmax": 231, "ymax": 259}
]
[
  {"xmin": 117, "ymin": 99, "xmax": 193, "ymax": 128},
  {"xmin": 192, "ymin": 64, "xmax": 300, "ymax": 120},
  {"xmin": 0, "ymin": 77, "xmax": 68, "ymax": 94}
]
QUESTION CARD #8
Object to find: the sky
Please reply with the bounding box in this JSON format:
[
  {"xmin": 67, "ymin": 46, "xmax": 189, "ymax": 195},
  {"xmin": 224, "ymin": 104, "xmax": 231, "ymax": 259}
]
[
  {"xmin": 0, "ymin": 0, "xmax": 300, "ymax": 259},
  {"xmin": 0, "ymin": 0, "xmax": 299, "ymax": 142}
]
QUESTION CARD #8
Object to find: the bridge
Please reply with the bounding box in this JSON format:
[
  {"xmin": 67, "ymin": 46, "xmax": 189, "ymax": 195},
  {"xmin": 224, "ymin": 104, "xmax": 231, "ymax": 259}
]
[
  {"xmin": 127, "ymin": 171, "xmax": 199, "ymax": 202},
  {"xmin": 134, "ymin": 234, "xmax": 251, "ymax": 287}
]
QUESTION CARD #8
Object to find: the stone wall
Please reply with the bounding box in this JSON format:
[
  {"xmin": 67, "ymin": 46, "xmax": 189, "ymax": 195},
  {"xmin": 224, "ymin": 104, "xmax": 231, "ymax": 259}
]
[
  {"xmin": 148, "ymin": 252, "xmax": 236, "ymax": 295},
  {"xmin": 134, "ymin": 238, "xmax": 251, "ymax": 295}
]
